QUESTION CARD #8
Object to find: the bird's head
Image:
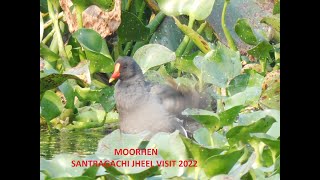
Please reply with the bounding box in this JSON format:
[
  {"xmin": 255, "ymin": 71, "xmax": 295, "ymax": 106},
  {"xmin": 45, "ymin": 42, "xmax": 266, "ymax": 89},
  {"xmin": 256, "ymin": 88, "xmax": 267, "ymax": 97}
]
[{"xmin": 109, "ymin": 56, "xmax": 143, "ymax": 83}]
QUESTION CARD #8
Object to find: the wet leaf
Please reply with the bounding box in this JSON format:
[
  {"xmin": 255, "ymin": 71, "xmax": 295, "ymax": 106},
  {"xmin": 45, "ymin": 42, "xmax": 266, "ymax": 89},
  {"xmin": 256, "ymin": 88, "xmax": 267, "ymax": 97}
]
[
  {"xmin": 182, "ymin": 109, "xmax": 220, "ymax": 132},
  {"xmin": 235, "ymin": 18, "xmax": 258, "ymax": 45},
  {"xmin": 226, "ymin": 116, "xmax": 276, "ymax": 145},
  {"xmin": 250, "ymin": 133, "xmax": 280, "ymax": 158},
  {"xmin": 219, "ymin": 105, "xmax": 243, "ymax": 126},
  {"xmin": 118, "ymin": 11, "xmax": 150, "ymax": 43},
  {"xmin": 203, "ymin": 149, "xmax": 244, "ymax": 177},
  {"xmin": 193, "ymin": 128, "xmax": 228, "ymax": 148},
  {"xmin": 133, "ymin": 44, "xmax": 176, "ymax": 73},
  {"xmin": 40, "ymin": 90, "xmax": 64, "ymax": 121},
  {"xmin": 157, "ymin": 0, "xmax": 215, "ymax": 20}
]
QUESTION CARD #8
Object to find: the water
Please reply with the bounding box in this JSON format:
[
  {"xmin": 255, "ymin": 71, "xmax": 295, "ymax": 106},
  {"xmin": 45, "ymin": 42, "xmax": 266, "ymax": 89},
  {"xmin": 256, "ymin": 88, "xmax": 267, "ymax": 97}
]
[{"xmin": 40, "ymin": 124, "xmax": 117, "ymax": 160}]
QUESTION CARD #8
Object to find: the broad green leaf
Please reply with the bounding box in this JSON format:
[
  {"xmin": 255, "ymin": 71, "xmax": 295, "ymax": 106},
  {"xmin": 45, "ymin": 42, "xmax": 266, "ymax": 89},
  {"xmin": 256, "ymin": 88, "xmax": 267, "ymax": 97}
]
[
  {"xmin": 228, "ymin": 152, "xmax": 256, "ymax": 179},
  {"xmin": 96, "ymin": 129, "xmax": 149, "ymax": 159},
  {"xmin": 259, "ymin": 70, "xmax": 280, "ymax": 110},
  {"xmin": 118, "ymin": 11, "xmax": 150, "ymax": 43},
  {"xmin": 146, "ymin": 131, "xmax": 188, "ymax": 178},
  {"xmin": 40, "ymin": 12, "xmax": 44, "ymax": 42},
  {"xmin": 225, "ymin": 70, "xmax": 264, "ymax": 109},
  {"xmin": 75, "ymin": 106, "xmax": 106, "ymax": 123},
  {"xmin": 182, "ymin": 108, "xmax": 220, "ymax": 132},
  {"xmin": 128, "ymin": 166, "xmax": 159, "ymax": 180},
  {"xmin": 193, "ymin": 128, "xmax": 228, "ymax": 148},
  {"xmin": 207, "ymin": 0, "xmax": 273, "ymax": 51},
  {"xmin": 49, "ymin": 177, "xmax": 95, "ymax": 180},
  {"xmin": 238, "ymin": 109, "xmax": 280, "ymax": 138},
  {"xmin": 82, "ymin": 165, "xmax": 99, "ymax": 178},
  {"xmin": 226, "ymin": 116, "xmax": 276, "ymax": 145},
  {"xmin": 157, "ymin": 0, "xmax": 215, "ymax": 20},
  {"xmin": 149, "ymin": 17, "xmax": 185, "ymax": 51},
  {"xmin": 194, "ymin": 42, "xmax": 242, "ymax": 88},
  {"xmin": 219, "ymin": 105, "xmax": 243, "ymax": 126},
  {"xmin": 59, "ymin": 81, "xmax": 75, "ymax": 109},
  {"xmin": 203, "ymin": 149, "xmax": 244, "ymax": 177},
  {"xmin": 173, "ymin": 17, "xmax": 211, "ymax": 53},
  {"xmin": 75, "ymin": 87, "xmax": 100, "ymax": 101},
  {"xmin": 40, "ymin": 154, "xmax": 86, "ymax": 178},
  {"xmin": 98, "ymin": 87, "xmax": 115, "ymax": 112},
  {"xmin": 40, "ymin": 73, "xmax": 86, "ymax": 95},
  {"xmin": 247, "ymin": 41, "xmax": 273, "ymax": 63},
  {"xmin": 73, "ymin": 29, "xmax": 114, "ymax": 73},
  {"xmin": 133, "ymin": 44, "xmax": 176, "ymax": 73},
  {"xmin": 40, "ymin": 90, "xmax": 64, "ymax": 121},
  {"xmin": 40, "ymin": 0, "xmax": 48, "ymax": 12},
  {"xmin": 181, "ymin": 136, "xmax": 223, "ymax": 167},
  {"xmin": 261, "ymin": 15, "xmax": 280, "ymax": 32},
  {"xmin": 235, "ymin": 18, "xmax": 258, "ymax": 45}
]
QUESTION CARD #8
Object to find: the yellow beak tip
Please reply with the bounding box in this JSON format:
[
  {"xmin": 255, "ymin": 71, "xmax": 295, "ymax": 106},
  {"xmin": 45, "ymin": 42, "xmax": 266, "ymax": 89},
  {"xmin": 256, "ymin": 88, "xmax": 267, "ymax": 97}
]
[{"xmin": 109, "ymin": 78, "xmax": 115, "ymax": 83}]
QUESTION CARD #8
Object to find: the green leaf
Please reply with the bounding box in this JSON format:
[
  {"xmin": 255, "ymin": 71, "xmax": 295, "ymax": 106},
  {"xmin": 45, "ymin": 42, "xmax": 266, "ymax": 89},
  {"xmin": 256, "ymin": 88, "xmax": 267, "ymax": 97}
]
[
  {"xmin": 98, "ymin": 86, "xmax": 115, "ymax": 112},
  {"xmin": 40, "ymin": 73, "xmax": 86, "ymax": 95},
  {"xmin": 75, "ymin": 86, "xmax": 100, "ymax": 101},
  {"xmin": 40, "ymin": 154, "xmax": 86, "ymax": 178},
  {"xmin": 175, "ymin": 52, "xmax": 202, "ymax": 78},
  {"xmin": 203, "ymin": 149, "xmax": 244, "ymax": 177},
  {"xmin": 273, "ymin": 1, "xmax": 280, "ymax": 15},
  {"xmin": 226, "ymin": 116, "xmax": 276, "ymax": 145},
  {"xmin": 75, "ymin": 106, "xmax": 106, "ymax": 123},
  {"xmin": 149, "ymin": 17, "xmax": 185, "ymax": 51},
  {"xmin": 219, "ymin": 105, "xmax": 243, "ymax": 126},
  {"xmin": 228, "ymin": 152, "xmax": 256, "ymax": 179},
  {"xmin": 235, "ymin": 18, "xmax": 258, "ymax": 45},
  {"xmin": 146, "ymin": 131, "xmax": 188, "ymax": 178},
  {"xmin": 173, "ymin": 17, "xmax": 211, "ymax": 53},
  {"xmin": 72, "ymin": 0, "xmax": 114, "ymax": 11},
  {"xmin": 118, "ymin": 11, "xmax": 150, "ymax": 43},
  {"xmin": 181, "ymin": 136, "xmax": 223, "ymax": 167},
  {"xmin": 239, "ymin": 109, "xmax": 280, "ymax": 138},
  {"xmin": 128, "ymin": 166, "xmax": 159, "ymax": 180},
  {"xmin": 261, "ymin": 15, "xmax": 280, "ymax": 32},
  {"xmin": 73, "ymin": 28, "xmax": 114, "ymax": 73},
  {"xmin": 82, "ymin": 166, "xmax": 99, "ymax": 178},
  {"xmin": 59, "ymin": 81, "xmax": 75, "ymax": 109},
  {"xmin": 250, "ymin": 133, "xmax": 280, "ymax": 158},
  {"xmin": 40, "ymin": 90, "xmax": 64, "ymax": 121},
  {"xmin": 157, "ymin": 0, "xmax": 215, "ymax": 20},
  {"xmin": 182, "ymin": 109, "xmax": 220, "ymax": 132},
  {"xmin": 225, "ymin": 70, "xmax": 264, "ymax": 109},
  {"xmin": 133, "ymin": 44, "xmax": 176, "ymax": 73},
  {"xmin": 259, "ymin": 70, "xmax": 280, "ymax": 110},
  {"xmin": 193, "ymin": 128, "xmax": 228, "ymax": 148},
  {"xmin": 194, "ymin": 42, "xmax": 242, "ymax": 88},
  {"xmin": 40, "ymin": 43, "xmax": 60, "ymax": 67},
  {"xmin": 49, "ymin": 176, "xmax": 95, "ymax": 180}
]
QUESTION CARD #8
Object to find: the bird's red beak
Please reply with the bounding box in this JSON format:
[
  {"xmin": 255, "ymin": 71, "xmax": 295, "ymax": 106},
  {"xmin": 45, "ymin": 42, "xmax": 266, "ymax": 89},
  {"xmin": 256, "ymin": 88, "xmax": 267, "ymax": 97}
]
[{"xmin": 109, "ymin": 63, "xmax": 121, "ymax": 83}]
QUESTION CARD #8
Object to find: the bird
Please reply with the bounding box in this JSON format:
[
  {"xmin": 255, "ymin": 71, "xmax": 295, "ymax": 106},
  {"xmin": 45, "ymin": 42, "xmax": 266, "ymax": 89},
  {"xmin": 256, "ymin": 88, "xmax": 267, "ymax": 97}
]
[{"xmin": 108, "ymin": 56, "xmax": 210, "ymax": 139}]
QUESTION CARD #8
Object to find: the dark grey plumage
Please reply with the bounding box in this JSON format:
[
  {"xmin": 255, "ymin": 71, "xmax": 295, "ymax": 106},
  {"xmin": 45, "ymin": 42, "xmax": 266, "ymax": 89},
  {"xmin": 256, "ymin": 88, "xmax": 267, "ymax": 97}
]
[{"xmin": 111, "ymin": 56, "xmax": 208, "ymax": 138}]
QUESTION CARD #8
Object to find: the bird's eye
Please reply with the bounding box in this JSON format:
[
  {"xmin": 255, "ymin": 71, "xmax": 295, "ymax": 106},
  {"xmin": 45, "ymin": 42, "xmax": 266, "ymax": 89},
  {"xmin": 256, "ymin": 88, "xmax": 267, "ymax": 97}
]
[{"xmin": 123, "ymin": 65, "xmax": 127, "ymax": 69}]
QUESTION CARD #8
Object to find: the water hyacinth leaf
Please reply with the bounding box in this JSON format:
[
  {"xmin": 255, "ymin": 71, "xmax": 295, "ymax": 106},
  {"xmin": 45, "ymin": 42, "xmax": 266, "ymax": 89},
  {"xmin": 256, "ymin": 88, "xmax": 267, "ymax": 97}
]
[
  {"xmin": 225, "ymin": 70, "xmax": 264, "ymax": 109},
  {"xmin": 96, "ymin": 129, "xmax": 149, "ymax": 159},
  {"xmin": 49, "ymin": 177, "xmax": 95, "ymax": 180},
  {"xmin": 203, "ymin": 149, "xmax": 244, "ymax": 177},
  {"xmin": 82, "ymin": 166, "xmax": 99, "ymax": 178},
  {"xmin": 247, "ymin": 40, "xmax": 273, "ymax": 62},
  {"xmin": 133, "ymin": 44, "xmax": 176, "ymax": 73},
  {"xmin": 193, "ymin": 128, "xmax": 227, "ymax": 148},
  {"xmin": 59, "ymin": 81, "xmax": 75, "ymax": 109},
  {"xmin": 182, "ymin": 109, "xmax": 220, "ymax": 132},
  {"xmin": 75, "ymin": 86, "xmax": 100, "ymax": 102},
  {"xmin": 259, "ymin": 70, "xmax": 280, "ymax": 110},
  {"xmin": 75, "ymin": 106, "xmax": 106, "ymax": 123},
  {"xmin": 261, "ymin": 15, "xmax": 280, "ymax": 32},
  {"xmin": 40, "ymin": 154, "xmax": 86, "ymax": 178},
  {"xmin": 250, "ymin": 133, "xmax": 280, "ymax": 157},
  {"xmin": 273, "ymin": 1, "xmax": 280, "ymax": 15},
  {"xmin": 73, "ymin": 29, "xmax": 114, "ymax": 73},
  {"xmin": 194, "ymin": 43, "xmax": 241, "ymax": 88},
  {"xmin": 226, "ymin": 116, "xmax": 276, "ymax": 145},
  {"xmin": 228, "ymin": 152, "xmax": 256, "ymax": 179},
  {"xmin": 235, "ymin": 18, "xmax": 258, "ymax": 45},
  {"xmin": 173, "ymin": 17, "xmax": 211, "ymax": 53},
  {"xmin": 175, "ymin": 53, "xmax": 201, "ymax": 78},
  {"xmin": 219, "ymin": 105, "xmax": 243, "ymax": 126},
  {"xmin": 146, "ymin": 131, "xmax": 188, "ymax": 178},
  {"xmin": 64, "ymin": 61, "xmax": 92, "ymax": 85},
  {"xmin": 40, "ymin": 43, "xmax": 60, "ymax": 67},
  {"xmin": 157, "ymin": 0, "xmax": 215, "ymax": 20},
  {"xmin": 181, "ymin": 136, "xmax": 223, "ymax": 167},
  {"xmin": 40, "ymin": 90, "xmax": 64, "ymax": 121},
  {"xmin": 149, "ymin": 17, "xmax": 184, "ymax": 51},
  {"xmin": 40, "ymin": 74, "xmax": 87, "ymax": 94},
  {"xmin": 118, "ymin": 11, "xmax": 150, "ymax": 43},
  {"xmin": 98, "ymin": 86, "xmax": 115, "ymax": 112}
]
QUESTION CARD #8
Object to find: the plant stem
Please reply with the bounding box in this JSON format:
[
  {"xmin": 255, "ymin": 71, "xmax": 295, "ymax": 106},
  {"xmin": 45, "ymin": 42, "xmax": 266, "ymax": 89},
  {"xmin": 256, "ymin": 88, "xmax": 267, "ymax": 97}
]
[
  {"xmin": 138, "ymin": 1, "xmax": 146, "ymax": 20},
  {"xmin": 42, "ymin": 29, "xmax": 55, "ymax": 45},
  {"xmin": 217, "ymin": 87, "xmax": 224, "ymax": 113},
  {"xmin": 183, "ymin": 21, "xmax": 207, "ymax": 55},
  {"xmin": 144, "ymin": 0, "xmax": 160, "ymax": 13},
  {"xmin": 123, "ymin": 42, "xmax": 133, "ymax": 55},
  {"xmin": 75, "ymin": 6, "xmax": 83, "ymax": 28},
  {"xmin": 44, "ymin": 12, "xmax": 64, "ymax": 29},
  {"xmin": 125, "ymin": 0, "xmax": 132, "ymax": 11},
  {"xmin": 221, "ymin": 0, "xmax": 237, "ymax": 51},
  {"xmin": 47, "ymin": 0, "xmax": 70, "ymax": 69},
  {"xmin": 132, "ymin": 12, "xmax": 166, "ymax": 54},
  {"xmin": 175, "ymin": 16, "xmax": 195, "ymax": 56}
]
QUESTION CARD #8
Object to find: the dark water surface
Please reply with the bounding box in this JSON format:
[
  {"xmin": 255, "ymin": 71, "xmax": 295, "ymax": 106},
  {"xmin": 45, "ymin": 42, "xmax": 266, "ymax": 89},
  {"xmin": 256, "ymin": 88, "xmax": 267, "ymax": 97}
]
[{"xmin": 40, "ymin": 128, "xmax": 112, "ymax": 160}]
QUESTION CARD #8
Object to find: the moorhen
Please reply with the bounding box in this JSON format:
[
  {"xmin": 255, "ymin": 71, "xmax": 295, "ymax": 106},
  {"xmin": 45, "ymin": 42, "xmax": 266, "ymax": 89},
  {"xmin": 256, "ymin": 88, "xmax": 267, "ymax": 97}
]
[{"xmin": 109, "ymin": 56, "xmax": 209, "ymax": 138}]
